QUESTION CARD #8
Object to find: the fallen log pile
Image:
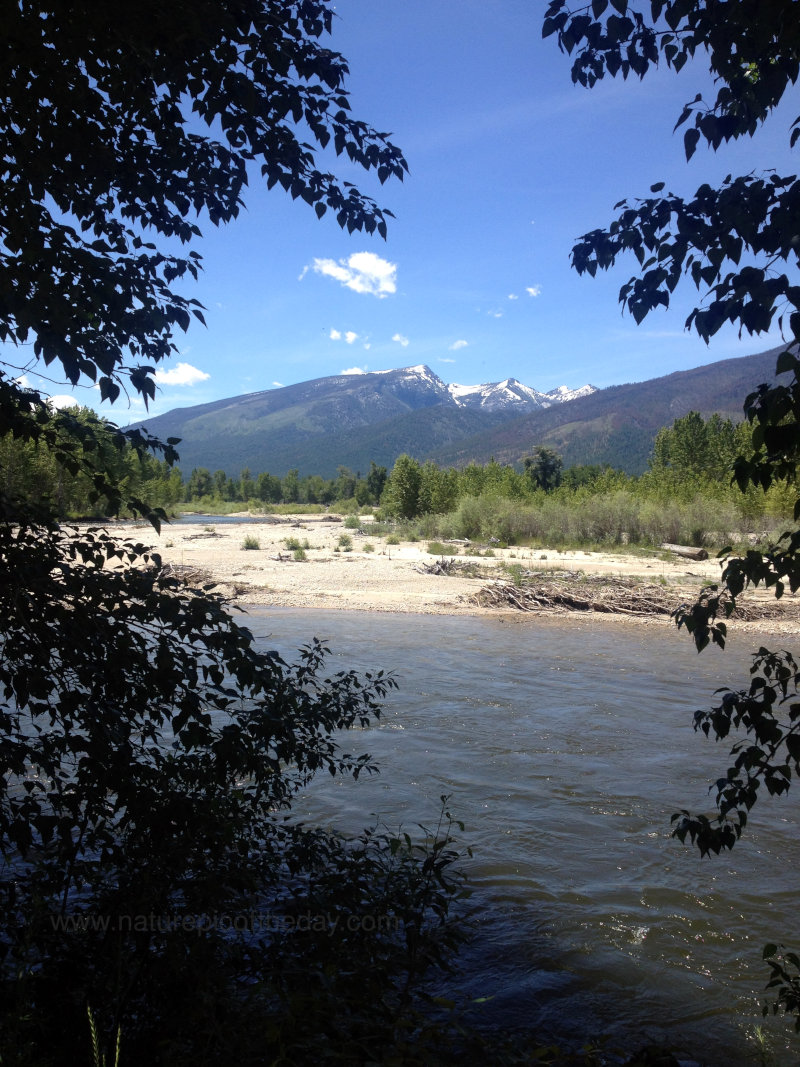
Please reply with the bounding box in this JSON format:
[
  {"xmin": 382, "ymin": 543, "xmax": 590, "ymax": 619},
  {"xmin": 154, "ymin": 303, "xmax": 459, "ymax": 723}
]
[
  {"xmin": 416, "ymin": 558, "xmax": 482, "ymax": 577},
  {"xmin": 468, "ymin": 571, "xmax": 800, "ymax": 622},
  {"xmin": 416, "ymin": 558, "xmax": 461, "ymax": 576},
  {"xmin": 160, "ymin": 562, "xmax": 216, "ymax": 587},
  {"xmin": 470, "ymin": 572, "xmax": 675, "ymax": 616}
]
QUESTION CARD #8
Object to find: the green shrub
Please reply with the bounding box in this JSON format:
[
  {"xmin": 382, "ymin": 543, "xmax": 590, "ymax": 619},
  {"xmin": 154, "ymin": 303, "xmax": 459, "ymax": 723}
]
[
  {"xmin": 503, "ymin": 562, "xmax": 526, "ymax": 586},
  {"xmin": 363, "ymin": 542, "xmax": 375, "ymax": 553},
  {"xmin": 285, "ymin": 535, "xmax": 311, "ymax": 551},
  {"xmin": 242, "ymin": 534, "xmax": 260, "ymax": 550},
  {"xmin": 415, "ymin": 513, "xmax": 441, "ymax": 539},
  {"xmin": 386, "ymin": 533, "xmax": 400, "ymax": 546},
  {"xmin": 292, "ymin": 547, "xmax": 307, "ymax": 561},
  {"xmin": 344, "ymin": 515, "xmax": 360, "ymax": 529},
  {"xmin": 427, "ymin": 541, "xmax": 458, "ymax": 556},
  {"xmin": 338, "ymin": 533, "xmax": 353, "ymax": 552},
  {"xmin": 334, "ymin": 497, "xmax": 360, "ymax": 515}
]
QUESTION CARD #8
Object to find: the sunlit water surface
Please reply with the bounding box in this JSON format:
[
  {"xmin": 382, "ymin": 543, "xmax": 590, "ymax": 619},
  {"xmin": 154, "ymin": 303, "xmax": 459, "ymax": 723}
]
[{"xmin": 246, "ymin": 607, "xmax": 800, "ymax": 1064}]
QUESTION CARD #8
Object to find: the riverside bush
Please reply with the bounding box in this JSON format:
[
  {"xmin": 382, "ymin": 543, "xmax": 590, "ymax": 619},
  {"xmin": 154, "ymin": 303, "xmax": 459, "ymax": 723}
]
[{"xmin": 423, "ymin": 488, "xmax": 786, "ymax": 553}]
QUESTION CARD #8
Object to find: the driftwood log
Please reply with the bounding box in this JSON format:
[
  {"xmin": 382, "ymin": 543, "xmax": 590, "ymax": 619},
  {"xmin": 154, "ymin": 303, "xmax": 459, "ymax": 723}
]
[{"xmin": 660, "ymin": 543, "xmax": 709, "ymax": 561}]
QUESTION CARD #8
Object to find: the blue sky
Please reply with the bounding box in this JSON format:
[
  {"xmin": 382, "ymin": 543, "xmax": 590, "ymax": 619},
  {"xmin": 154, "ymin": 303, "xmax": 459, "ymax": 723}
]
[{"xmin": 27, "ymin": 1, "xmax": 800, "ymax": 420}]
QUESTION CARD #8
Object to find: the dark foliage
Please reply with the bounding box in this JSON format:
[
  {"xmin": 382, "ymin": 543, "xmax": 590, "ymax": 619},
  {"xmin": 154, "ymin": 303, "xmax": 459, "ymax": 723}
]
[
  {"xmin": 0, "ymin": 5, "xmax": 479, "ymax": 1063},
  {"xmin": 0, "ymin": 523, "xmax": 469, "ymax": 1064}
]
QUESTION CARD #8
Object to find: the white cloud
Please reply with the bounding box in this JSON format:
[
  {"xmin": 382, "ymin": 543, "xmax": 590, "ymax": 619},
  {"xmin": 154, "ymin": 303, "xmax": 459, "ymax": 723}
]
[
  {"xmin": 329, "ymin": 328, "xmax": 360, "ymax": 344},
  {"xmin": 392, "ymin": 333, "xmax": 409, "ymax": 347},
  {"xmin": 489, "ymin": 310, "xmax": 504, "ymax": 318},
  {"xmin": 508, "ymin": 293, "xmax": 519, "ymax": 300},
  {"xmin": 153, "ymin": 361, "xmax": 210, "ymax": 386},
  {"xmin": 311, "ymin": 251, "xmax": 397, "ymax": 298},
  {"xmin": 526, "ymin": 285, "xmax": 542, "ymax": 297},
  {"xmin": 14, "ymin": 374, "xmax": 33, "ymax": 389},
  {"xmin": 440, "ymin": 357, "xmax": 456, "ymax": 364},
  {"xmin": 272, "ymin": 381, "xmax": 284, "ymax": 388},
  {"xmin": 449, "ymin": 340, "xmax": 468, "ymax": 351},
  {"xmin": 342, "ymin": 366, "xmax": 367, "ymax": 375},
  {"xmin": 48, "ymin": 394, "xmax": 79, "ymax": 409}
]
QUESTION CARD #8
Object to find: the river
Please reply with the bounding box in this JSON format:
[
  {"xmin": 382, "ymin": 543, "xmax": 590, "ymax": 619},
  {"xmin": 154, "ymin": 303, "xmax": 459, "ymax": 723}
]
[{"xmin": 245, "ymin": 606, "xmax": 800, "ymax": 1064}]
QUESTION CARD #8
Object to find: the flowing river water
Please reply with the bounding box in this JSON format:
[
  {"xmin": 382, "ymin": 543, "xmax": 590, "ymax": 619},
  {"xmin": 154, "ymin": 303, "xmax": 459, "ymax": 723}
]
[{"xmin": 247, "ymin": 606, "xmax": 800, "ymax": 1064}]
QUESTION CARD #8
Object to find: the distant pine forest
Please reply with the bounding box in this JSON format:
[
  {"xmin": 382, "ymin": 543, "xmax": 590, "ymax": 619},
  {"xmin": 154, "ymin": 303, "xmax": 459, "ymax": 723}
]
[{"xmin": 3, "ymin": 407, "xmax": 794, "ymax": 551}]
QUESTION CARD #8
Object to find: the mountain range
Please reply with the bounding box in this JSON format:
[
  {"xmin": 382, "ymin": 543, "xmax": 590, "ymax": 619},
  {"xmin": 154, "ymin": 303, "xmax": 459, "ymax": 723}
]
[{"xmin": 128, "ymin": 347, "xmax": 788, "ymax": 478}]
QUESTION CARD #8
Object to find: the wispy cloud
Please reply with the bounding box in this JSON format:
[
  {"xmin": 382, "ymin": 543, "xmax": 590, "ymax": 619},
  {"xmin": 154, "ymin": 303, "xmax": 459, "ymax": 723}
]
[
  {"xmin": 342, "ymin": 366, "xmax": 367, "ymax": 375},
  {"xmin": 392, "ymin": 333, "xmax": 409, "ymax": 347},
  {"xmin": 526, "ymin": 285, "xmax": 542, "ymax": 298},
  {"xmin": 154, "ymin": 362, "xmax": 210, "ymax": 386},
  {"xmin": 440, "ymin": 357, "xmax": 456, "ymax": 364},
  {"xmin": 310, "ymin": 252, "xmax": 397, "ymax": 298},
  {"xmin": 272, "ymin": 381, "xmax": 284, "ymax": 388},
  {"xmin": 508, "ymin": 293, "xmax": 519, "ymax": 301},
  {"xmin": 449, "ymin": 339, "xmax": 468, "ymax": 351}
]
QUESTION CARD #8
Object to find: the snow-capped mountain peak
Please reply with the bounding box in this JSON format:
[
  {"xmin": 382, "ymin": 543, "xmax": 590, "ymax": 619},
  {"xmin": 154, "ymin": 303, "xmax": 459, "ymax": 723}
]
[
  {"xmin": 444, "ymin": 372, "xmax": 595, "ymax": 412},
  {"xmin": 543, "ymin": 383, "xmax": 597, "ymax": 404}
]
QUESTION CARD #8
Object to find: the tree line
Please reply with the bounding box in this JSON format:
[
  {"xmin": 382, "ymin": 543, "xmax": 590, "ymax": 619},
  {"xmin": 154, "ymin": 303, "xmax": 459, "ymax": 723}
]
[{"xmin": 2, "ymin": 407, "xmax": 791, "ymax": 537}]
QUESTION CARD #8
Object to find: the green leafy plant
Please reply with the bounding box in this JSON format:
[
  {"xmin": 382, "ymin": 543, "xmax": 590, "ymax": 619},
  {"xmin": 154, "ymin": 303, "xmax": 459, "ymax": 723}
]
[
  {"xmin": 242, "ymin": 534, "xmax": 260, "ymax": 550},
  {"xmin": 292, "ymin": 546, "xmax": 308, "ymax": 561},
  {"xmin": 763, "ymin": 944, "xmax": 800, "ymax": 1032},
  {"xmin": 337, "ymin": 533, "xmax": 353, "ymax": 552},
  {"xmin": 87, "ymin": 1005, "xmax": 121, "ymax": 1067}
]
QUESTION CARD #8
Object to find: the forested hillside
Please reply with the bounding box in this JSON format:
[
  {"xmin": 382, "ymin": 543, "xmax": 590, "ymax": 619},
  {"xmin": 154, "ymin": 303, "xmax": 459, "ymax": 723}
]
[{"xmin": 126, "ymin": 347, "xmax": 786, "ymax": 477}]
